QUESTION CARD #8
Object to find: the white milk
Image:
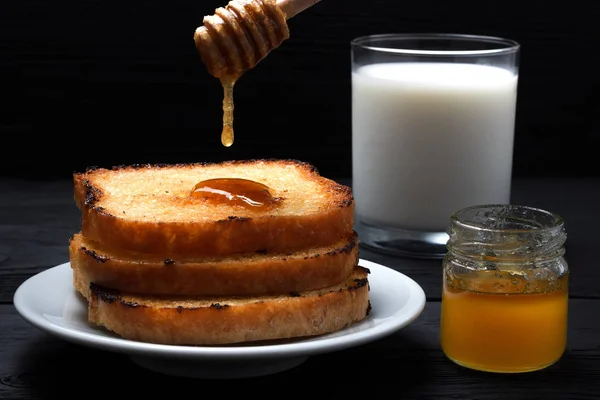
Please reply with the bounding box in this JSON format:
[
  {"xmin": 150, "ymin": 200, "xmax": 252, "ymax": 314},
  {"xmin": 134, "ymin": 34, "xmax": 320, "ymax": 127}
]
[{"xmin": 352, "ymin": 62, "xmax": 518, "ymax": 231}]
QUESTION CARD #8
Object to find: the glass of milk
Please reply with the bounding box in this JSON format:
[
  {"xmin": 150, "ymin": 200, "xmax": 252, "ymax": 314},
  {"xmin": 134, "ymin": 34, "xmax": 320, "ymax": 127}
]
[{"xmin": 351, "ymin": 33, "xmax": 520, "ymax": 258}]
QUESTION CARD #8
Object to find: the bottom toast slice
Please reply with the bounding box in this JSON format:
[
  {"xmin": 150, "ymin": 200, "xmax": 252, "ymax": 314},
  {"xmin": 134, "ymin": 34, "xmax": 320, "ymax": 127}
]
[{"xmin": 73, "ymin": 265, "xmax": 371, "ymax": 346}]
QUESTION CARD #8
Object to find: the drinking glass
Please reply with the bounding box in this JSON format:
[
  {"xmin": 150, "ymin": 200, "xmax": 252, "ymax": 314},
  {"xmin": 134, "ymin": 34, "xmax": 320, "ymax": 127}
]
[{"xmin": 351, "ymin": 33, "xmax": 520, "ymax": 258}]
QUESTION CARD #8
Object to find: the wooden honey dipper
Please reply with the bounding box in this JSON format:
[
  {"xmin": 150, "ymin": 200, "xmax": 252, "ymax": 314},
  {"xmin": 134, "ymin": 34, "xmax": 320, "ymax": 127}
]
[{"xmin": 194, "ymin": 0, "xmax": 321, "ymax": 147}]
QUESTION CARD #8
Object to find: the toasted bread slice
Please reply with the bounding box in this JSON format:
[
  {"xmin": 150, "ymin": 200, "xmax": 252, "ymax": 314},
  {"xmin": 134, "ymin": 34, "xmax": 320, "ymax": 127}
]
[
  {"xmin": 73, "ymin": 159, "xmax": 354, "ymax": 258},
  {"xmin": 74, "ymin": 265, "xmax": 371, "ymax": 345},
  {"xmin": 69, "ymin": 231, "xmax": 358, "ymax": 296}
]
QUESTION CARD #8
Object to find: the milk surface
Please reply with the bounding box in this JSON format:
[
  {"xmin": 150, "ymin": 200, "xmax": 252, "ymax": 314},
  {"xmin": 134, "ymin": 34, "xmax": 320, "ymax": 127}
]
[{"xmin": 352, "ymin": 62, "xmax": 518, "ymax": 231}]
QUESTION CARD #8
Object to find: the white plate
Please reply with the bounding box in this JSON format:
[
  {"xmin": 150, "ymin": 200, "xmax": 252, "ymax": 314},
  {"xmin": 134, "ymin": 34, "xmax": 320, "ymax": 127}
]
[{"xmin": 14, "ymin": 259, "xmax": 426, "ymax": 379}]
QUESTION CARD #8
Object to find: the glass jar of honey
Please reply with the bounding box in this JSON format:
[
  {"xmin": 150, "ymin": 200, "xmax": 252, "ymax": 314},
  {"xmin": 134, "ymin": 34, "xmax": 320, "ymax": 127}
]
[{"xmin": 440, "ymin": 204, "xmax": 569, "ymax": 373}]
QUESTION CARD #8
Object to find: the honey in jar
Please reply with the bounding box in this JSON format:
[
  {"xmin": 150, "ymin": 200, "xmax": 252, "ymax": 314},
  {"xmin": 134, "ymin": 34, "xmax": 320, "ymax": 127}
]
[{"xmin": 440, "ymin": 204, "xmax": 569, "ymax": 373}]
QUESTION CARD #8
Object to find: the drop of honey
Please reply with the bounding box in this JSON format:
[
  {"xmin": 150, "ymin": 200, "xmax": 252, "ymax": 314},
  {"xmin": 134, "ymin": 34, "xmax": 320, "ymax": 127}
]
[{"xmin": 190, "ymin": 178, "xmax": 280, "ymax": 210}]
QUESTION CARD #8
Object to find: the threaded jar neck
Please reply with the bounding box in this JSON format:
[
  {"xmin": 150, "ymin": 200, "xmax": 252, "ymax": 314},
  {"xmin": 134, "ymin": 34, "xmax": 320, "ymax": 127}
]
[{"xmin": 446, "ymin": 204, "xmax": 566, "ymax": 264}]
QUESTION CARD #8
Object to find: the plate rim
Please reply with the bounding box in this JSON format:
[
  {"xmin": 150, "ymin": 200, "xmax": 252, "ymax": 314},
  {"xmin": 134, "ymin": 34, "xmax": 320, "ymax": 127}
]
[{"xmin": 13, "ymin": 258, "xmax": 426, "ymax": 360}]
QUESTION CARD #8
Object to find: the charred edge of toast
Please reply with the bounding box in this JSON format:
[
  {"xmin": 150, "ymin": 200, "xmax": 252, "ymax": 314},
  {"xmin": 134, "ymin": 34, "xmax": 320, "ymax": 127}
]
[
  {"xmin": 338, "ymin": 194, "xmax": 354, "ymax": 208},
  {"xmin": 80, "ymin": 246, "xmax": 108, "ymax": 263},
  {"xmin": 304, "ymin": 231, "xmax": 358, "ymax": 260},
  {"xmin": 89, "ymin": 266, "xmax": 370, "ymax": 311},
  {"xmin": 357, "ymin": 265, "xmax": 371, "ymax": 275},
  {"xmin": 83, "ymin": 180, "xmax": 103, "ymax": 207},
  {"xmin": 218, "ymin": 216, "xmax": 252, "ymax": 222},
  {"xmin": 90, "ymin": 283, "xmax": 142, "ymax": 308},
  {"xmin": 175, "ymin": 303, "xmax": 230, "ymax": 312},
  {"xmin": 354, "ymin": 265, "xmax": 371, "ymax": 295}
]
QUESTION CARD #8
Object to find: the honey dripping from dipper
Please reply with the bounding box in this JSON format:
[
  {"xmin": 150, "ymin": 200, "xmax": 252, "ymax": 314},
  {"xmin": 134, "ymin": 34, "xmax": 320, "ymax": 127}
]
[
  {"xmin": 221, "ymin": 79, "xmax": 235, "ymax": 147},
  {"xmin": 194, "ymin": 0, "xmax": 321, "ymax": 147}
]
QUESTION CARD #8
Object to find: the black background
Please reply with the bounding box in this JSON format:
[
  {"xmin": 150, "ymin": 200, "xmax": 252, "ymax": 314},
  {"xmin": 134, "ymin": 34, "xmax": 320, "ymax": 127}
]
[{"xmin": 2, "ymin": 0, "xmax": 599, "ymax": 180}]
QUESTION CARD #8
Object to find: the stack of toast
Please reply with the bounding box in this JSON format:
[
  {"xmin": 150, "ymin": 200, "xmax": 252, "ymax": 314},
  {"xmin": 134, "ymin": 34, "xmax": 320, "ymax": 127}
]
[{"xmin": 69, "ymin": 159, "xmax": 371, "ymax": 345}]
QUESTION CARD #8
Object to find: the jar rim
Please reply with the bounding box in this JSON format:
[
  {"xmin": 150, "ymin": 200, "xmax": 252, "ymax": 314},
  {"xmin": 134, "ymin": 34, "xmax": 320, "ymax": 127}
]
[{"xmin": 451, "ymin": 204, "xmax": 564, "ymax": 234}]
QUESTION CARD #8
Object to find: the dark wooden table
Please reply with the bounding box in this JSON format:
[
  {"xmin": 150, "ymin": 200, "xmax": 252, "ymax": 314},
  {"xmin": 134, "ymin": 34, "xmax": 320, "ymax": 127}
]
[{"xmin": 1, "ymin": 176, "xmax": 598, "ymax": 398}]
